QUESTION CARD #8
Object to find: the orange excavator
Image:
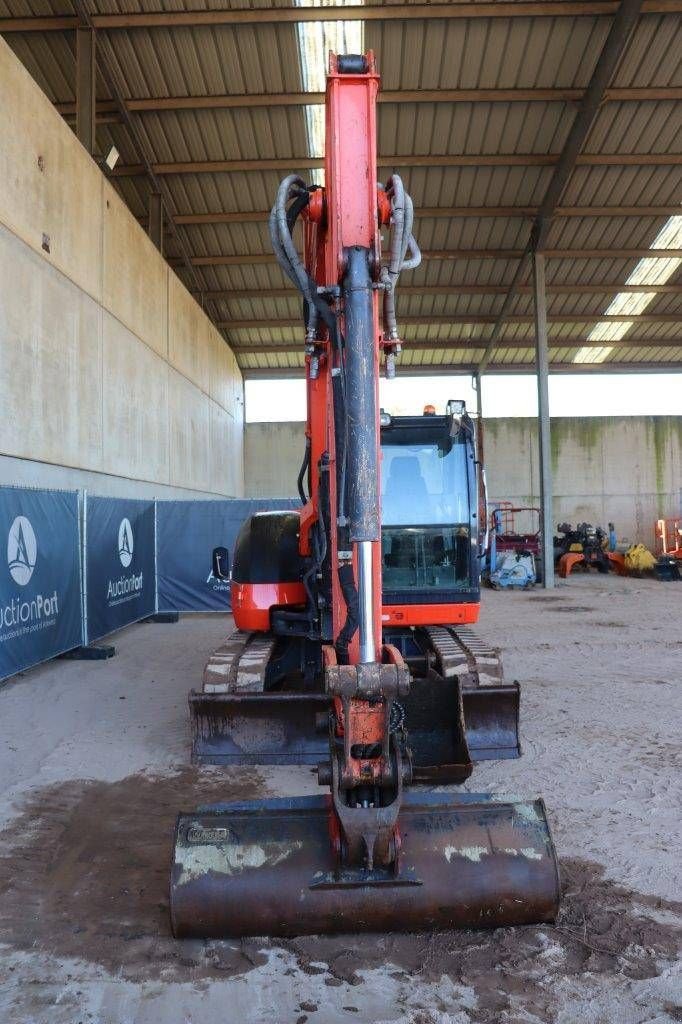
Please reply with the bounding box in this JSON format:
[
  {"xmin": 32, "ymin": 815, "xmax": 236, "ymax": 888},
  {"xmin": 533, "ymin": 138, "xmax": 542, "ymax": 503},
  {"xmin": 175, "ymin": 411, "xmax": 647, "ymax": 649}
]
[{"xmin": 170, "ymin": 53, "xmax": 559, "ymax": 938}]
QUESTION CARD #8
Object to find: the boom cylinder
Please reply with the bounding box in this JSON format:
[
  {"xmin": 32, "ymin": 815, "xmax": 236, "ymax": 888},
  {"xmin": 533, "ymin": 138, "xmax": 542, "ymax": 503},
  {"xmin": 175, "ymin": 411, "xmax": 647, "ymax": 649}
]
[{"xmin": 342, "ymin": 245, "xmax": 379, "ymax": 662}]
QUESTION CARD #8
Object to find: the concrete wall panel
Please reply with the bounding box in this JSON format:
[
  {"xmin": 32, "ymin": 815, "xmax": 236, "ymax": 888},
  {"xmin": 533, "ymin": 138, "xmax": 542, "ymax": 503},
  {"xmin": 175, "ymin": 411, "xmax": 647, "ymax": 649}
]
[
  {"xmin": 481, "ymin": 419, "xmax": 535, "ymax": 504},
  {"xmin": 102, "ymin": 183, "xmax": 168, "ymax": 359},
  {"xmin": 209, "ymin": 402, "xmax": 236, "ymax": 496},
  {"xmin": 207, "ymin": 326, "xmax": 235, "ymax": 412},
  {"xmin": 0, "ymin": 223, "xmax": 102, "ymax": 470},
  {"xmin": 0, "ymin": 43, "xmax": 102, "ymax": 301},
  {"xmin": 0, "ymin": 38, "xmax": 244, "ymax": 497},
  {"xmin": 228, "ymin": 347, "xmax": 244, "ymax": 416},
  {"xmin": 101, "ymin": 313, "xmax": 169, "ymax": 484},
  {"xmin": 0, "ymin": 452, "xmax": 232, "ymax": 500},
  {"xmin": 169, "ymin": 369, "xmax": 211, "ymax": 492},
  {"xmin": 245, "ymin": 421, "xmax": 302, "ymax": 498},
  {"xmin": 168, "ymin": 272, "xmax": 211, "ymax": 393}
]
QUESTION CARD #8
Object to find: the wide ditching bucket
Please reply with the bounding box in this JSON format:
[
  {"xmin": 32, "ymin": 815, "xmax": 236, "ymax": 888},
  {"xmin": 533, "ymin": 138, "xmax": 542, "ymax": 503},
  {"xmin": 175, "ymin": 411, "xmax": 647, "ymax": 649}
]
[{"xmin": 170, "ymin": 791, "xmax": 559, "ymax": 938}]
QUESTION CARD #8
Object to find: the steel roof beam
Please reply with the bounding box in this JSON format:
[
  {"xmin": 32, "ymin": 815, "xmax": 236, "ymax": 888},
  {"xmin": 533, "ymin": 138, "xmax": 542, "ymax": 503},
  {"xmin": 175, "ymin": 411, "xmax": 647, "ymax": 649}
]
[
  {"xmin": 0, "ymin": 16, "xmax": 77, "ymax": 30},
  {"xmin": 112, "ymin": 152, "xmax": 680, "ymax": 177},
  {"xmin": 477, "ymin": 0, "xmax": 645, "ymax": 371},
  {"xmin": 216, "ymin": 315, "xmax": 681, "ymax": 329},
  {"xmin": 52, "ymin": 87, "xmax": 682, "ymax": 114},
  {"xmin": 196, "ymin": 283, "xmax": 682, "ymax": 300},
  {"xmin": 170, "ymin": 205, "xmax": 681, "ymax": 225},
  {"xmin": 229, "ymin": 337, "xmax": 682, "ymax": 354},
  {"xmin": 75, "ymin": 27, "xmax": 96, "ymax": 154},
  {"xmin": 240, "ymin": 361, "xmax": 682, "ymax": 379},
  {"xmin": 170, "ymin": 248, "xmax": 682, "ymax": 267},
  {"xmin": 2, "ymin": 1, "xmax": 680, "ymax": 32},
  {"xmin": 535, "ymin": 0, "xmax": 647, "ymax": 251}
]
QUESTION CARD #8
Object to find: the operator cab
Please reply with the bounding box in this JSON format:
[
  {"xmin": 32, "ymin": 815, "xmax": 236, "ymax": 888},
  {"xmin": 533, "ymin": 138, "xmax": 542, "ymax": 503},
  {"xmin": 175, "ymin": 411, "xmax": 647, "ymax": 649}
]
[{"xmin": 380, "ymin": 401, "xmax": 481, "ymax": 626}]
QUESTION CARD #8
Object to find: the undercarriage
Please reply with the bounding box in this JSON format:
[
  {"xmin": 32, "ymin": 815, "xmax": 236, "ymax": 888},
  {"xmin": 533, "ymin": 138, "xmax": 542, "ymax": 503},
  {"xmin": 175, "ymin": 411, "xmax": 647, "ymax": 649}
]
[{"xmin": 190, "ymin": 624, "xmax": 520, "ymax": 777}]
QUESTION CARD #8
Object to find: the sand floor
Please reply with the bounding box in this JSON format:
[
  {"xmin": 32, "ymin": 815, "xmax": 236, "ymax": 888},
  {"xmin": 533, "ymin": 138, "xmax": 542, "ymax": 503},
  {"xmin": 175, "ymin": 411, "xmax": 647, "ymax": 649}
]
[{"xmin": 0, "ymin": 573, "xmax": 680, "ymax": 1023}]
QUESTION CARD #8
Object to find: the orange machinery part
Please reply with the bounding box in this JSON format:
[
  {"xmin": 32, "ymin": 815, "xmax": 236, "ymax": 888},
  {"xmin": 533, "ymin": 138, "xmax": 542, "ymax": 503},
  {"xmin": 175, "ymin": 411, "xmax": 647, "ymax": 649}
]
[
  {"xmin": 605, "ymin": 551, "xmax": 627, "ymax": 575},
  {"xmin": 231, "ymin": 582, "xmax": 307, "ymax": 631},
  {"xmin": 559, "ymin": 550, "xmax": 627, "ymax": 578},
  {"xmin": 233, "ymin": 582, "xmax": 481, "ymax": 632},
  {"xmin": 558, "ymin": 552, "xmax": 585, "ymax": 578},
  {"xmin": 382, "ymin": 603, "xmax": 479, "ymax": 627}
]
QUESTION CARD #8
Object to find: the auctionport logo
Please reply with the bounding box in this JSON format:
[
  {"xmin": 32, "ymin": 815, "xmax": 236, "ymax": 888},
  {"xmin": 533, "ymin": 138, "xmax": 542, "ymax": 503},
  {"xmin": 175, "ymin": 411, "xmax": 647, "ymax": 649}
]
[
  {"xmin": 7, "ymin": 516, "xmax": 37, "ymax": 586},
  {"xmin": 2, "ymin": 515, "xmax": 59, "ymax": 638},
  {"xmin": 107, "ymin": 516, "xmax": 142, "ymax": 605},
  {"xmin": 118, "ymin": 518, "xmax": 133, "ymax": 568}
]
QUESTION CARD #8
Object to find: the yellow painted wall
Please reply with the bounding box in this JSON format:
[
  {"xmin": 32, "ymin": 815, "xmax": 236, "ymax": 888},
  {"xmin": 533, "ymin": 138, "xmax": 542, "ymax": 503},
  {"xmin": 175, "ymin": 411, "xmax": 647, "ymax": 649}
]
[{"xmin": 0, "ymin": 38, "xmax": 244, "ymax": 497}]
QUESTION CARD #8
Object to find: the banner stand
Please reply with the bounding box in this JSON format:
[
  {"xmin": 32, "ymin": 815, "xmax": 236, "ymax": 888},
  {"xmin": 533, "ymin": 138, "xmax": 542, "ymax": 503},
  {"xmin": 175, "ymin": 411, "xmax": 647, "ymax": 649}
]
[
  {"xmin": 58, "ymin": 643, "xmax": 116, "ymax": 661},
  {"xmin": 155, "ymin": 498, "xmax": 298, "ymax": 614},
  {"xmin": 142, "ymin": 611, "xmax": 179, "ymax": 624},
  {"xmin": 63, "ymin": 491, "xmax": 117, "ymax": 660}
]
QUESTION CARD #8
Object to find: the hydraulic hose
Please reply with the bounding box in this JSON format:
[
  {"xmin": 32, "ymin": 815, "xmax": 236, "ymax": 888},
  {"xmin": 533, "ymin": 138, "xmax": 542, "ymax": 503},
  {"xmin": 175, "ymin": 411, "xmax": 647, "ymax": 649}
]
[
  {"xmin": 381, "ymin": 174, "xmax": 422, "ymax": 341},
  {"xmin": 269, "ymin": 176, "xmax": 337, "ymax": 338},
  {"xmin": 336, "ymin": 562, "xmax": 359, "ymax": 665},
  {"xmin": 297, "ymin": 436, "xmax": 311, "ymax": 504}
]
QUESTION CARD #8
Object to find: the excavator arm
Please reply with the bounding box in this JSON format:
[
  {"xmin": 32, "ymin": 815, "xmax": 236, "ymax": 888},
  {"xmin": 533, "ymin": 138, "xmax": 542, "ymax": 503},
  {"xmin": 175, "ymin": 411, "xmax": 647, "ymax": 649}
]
[
  {"xmin": 267, "ymin": 54, "xmax": 416, "ymax": 877},
  {"xmin": 170, "ymin": 52, "xmax": 560, "ymax": 938}
]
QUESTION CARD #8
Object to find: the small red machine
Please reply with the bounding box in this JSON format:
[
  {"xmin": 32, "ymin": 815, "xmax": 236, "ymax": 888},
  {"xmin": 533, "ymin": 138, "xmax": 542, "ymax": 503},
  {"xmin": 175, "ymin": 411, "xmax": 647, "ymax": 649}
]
[
  {"xmin": 655, "ymin": 517, "xmax": 682, "ymax": 560},
  {"xmin": 170, "ymin": 53, "xmax": 559, "ymax": 938}
]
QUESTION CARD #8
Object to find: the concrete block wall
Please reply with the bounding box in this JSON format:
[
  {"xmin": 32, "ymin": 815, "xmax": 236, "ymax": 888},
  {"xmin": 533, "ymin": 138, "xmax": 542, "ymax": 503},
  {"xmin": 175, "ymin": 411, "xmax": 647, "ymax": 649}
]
[
  {"xmin": 483, "ymin": 416, "xmax": 681, "ymax": 547},
  {"xmin": 244, "ymin": 418, "xmax": 682, "ymax": 548},
  {"xmin": 0, "ymin": 39, "xmax": 244, "ymax": 500}
]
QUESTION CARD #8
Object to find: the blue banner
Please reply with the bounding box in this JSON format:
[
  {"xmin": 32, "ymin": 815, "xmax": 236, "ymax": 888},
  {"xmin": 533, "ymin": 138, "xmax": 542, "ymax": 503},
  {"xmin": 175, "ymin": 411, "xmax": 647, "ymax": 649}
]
[
  {"xmin": 157, "ymin": 498, "xmax": 299, "ymax": 612},
  {"xmin": 85, "ymin": 496, "xmax": 155, "ymax": 643},
  {"xmin": 0, "ymin": 487, "xmax": 82, "ymax": 681}
]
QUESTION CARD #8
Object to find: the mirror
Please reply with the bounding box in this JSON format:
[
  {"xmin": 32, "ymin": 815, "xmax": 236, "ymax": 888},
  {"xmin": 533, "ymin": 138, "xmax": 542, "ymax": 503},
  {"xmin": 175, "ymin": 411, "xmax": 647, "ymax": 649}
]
[{"xmin": 212, "ymin": 546, "xmax": 230, "ymax": 581}]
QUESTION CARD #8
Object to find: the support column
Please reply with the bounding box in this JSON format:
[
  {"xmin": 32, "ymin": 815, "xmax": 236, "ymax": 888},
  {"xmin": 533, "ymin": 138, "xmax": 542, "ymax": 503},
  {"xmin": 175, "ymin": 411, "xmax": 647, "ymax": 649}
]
[
  {"xmin": 473, "ymin": 370, "xmax": 482, "ymax": 419},
  {"xmin": 532, "ymin": 251, "xmax": 555, "ymax": 588},
  {"xmin": 472, "ymin": 368, "xmax": 485, "ymax": 469},
  {"xmin": 148, "ymin": 192, "xmax": 164, "ymax": 254},
  {"xmin": 472, "ymin": 369, "xmax": 488, "ymax": 576},
  {"xmin": 76, "ymin": 27, "xmax": 96, "ymax": 154}
]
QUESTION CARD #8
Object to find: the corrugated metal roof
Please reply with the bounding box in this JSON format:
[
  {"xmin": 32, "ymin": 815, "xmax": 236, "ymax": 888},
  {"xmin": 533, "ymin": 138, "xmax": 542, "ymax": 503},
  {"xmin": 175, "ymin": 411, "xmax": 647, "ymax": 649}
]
[{"xmin": 1, "ymin": 2, "xmax": 680, "ymax": 376}]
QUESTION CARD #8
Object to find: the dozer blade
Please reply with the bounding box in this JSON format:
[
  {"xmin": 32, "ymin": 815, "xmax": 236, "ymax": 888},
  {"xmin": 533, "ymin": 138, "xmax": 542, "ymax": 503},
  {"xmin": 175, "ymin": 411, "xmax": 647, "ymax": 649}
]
[
  {"xmin": 191, "ymin": 685, "xmax": 472, "ymax": 782},
  {"xmin": 190, "ymin": 680, "xmax": 517, "ymax": 780},
  {"xmin": 170, "ymin": 791, "xmax": 560, "ymax": 938},
  {"xmin": 191, "ymin": 627, "xmax": 520, "ymax": 774},
  {"xmin": 190, "ymin": 691, "xmax": 330, "ymax": 765}
]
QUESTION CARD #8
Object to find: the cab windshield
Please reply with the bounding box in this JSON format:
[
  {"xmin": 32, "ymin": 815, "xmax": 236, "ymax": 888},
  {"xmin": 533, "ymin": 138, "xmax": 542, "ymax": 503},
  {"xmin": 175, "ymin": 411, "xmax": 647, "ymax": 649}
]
[
  {"xmin": 381, "ymin": 440, "xmax": 469, "ymax": 526},
  {"xmin": 380, "ymin": 439, "xmax": 472, "ymax": 590}
]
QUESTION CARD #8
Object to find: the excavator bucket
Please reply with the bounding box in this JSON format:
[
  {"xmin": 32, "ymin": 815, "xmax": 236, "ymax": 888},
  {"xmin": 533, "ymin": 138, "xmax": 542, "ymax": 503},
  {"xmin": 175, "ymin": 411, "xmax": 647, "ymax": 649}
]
[
  {"xmin": 399, "ymin": 676, "xmax": 520, "ymax": 782},
  {"xmin": 170, "ymin": 791, "xmax": 560, "ymax": 938},
  {"xmin": 462, "ymin": 684, "xmax": 521, "ymax": 761}
]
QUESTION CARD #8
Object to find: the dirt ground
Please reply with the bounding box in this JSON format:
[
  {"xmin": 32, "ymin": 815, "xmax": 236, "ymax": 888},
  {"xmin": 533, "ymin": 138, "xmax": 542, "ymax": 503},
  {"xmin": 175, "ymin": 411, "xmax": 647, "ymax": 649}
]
[{"xmin": 0, "ymin": 574, "xmax": 680, "ymax": 1024}]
